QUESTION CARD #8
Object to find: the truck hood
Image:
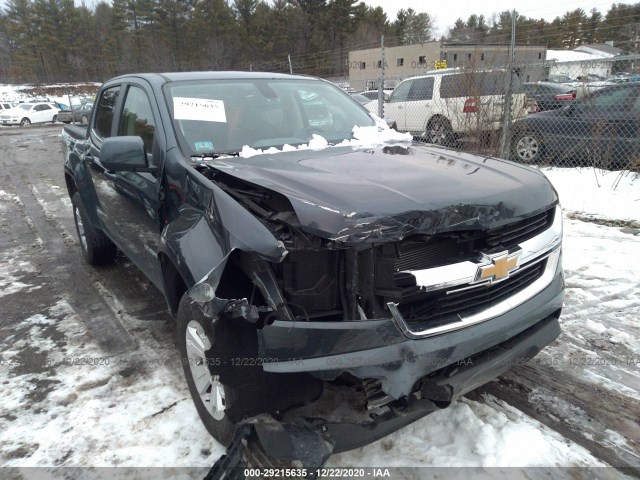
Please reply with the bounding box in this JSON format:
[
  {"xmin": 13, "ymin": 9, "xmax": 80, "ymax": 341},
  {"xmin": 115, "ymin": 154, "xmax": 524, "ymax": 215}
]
[{"xmin": 207, "ymin": 144, "xmax": 557, "ymax": 243}]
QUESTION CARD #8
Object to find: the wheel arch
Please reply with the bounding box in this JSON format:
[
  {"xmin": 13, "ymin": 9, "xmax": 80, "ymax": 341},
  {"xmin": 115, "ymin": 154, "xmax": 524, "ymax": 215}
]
[
  {"xmin": 426, "ymin": 114, "xmax": 452, "ymax": 129},
  {"xmin": 64, "ymin": 171, "xmax": 78, "ymax": 198}
]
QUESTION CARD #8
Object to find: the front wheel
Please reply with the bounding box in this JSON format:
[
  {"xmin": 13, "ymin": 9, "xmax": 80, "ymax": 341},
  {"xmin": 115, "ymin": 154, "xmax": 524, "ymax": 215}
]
[
  {"xmin": 176, "ymin": 294, "xmax": 323, "ymax": 445},
  {"xmin": 176, "ymin": 297, "xmax": 243, "ymax": 445},
  {"xmin": 52, "ymin": 115, "xmax": 58, "ymax": 123},
  {"xmin": 20, "ymin": 117, "xmax": 31, "ymax": 127},
  {"xmin": 511, "ymin": 130, "xmax": 543, "ymax": 164}
]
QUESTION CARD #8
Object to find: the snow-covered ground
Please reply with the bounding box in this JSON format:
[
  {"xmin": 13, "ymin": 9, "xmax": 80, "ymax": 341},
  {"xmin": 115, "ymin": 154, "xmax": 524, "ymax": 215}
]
[
  {"xmin": 541, "ymin": 168, "xmax": 640, "ymax": 223},
  {"xmin": 0, "ymin": 83, "xmax": 99, "ymax": 107},
  {"xmin": 1, "ymin": 148, "xmax": 638, "ymax": 474}
]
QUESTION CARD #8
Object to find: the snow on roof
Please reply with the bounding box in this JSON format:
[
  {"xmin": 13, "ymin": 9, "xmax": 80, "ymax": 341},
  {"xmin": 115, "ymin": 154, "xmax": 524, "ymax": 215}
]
[
  {"xmin": 574, "ymin": 43, "xmax": 623, "ymax": 57},
  {"xmin": 546, "ymin": 50, "xmax": 603, "ymax": 63}
]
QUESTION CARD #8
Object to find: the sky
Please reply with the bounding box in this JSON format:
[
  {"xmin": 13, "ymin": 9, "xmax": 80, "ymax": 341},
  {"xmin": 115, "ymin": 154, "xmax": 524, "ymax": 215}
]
[{"xmin": 363, "ymin": 0, "xmax": 637, "ymax": 36}]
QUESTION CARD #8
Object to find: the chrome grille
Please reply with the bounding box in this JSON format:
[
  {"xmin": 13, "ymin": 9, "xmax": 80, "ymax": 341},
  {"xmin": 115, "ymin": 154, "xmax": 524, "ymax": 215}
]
[{"xmin": 398, "ymin": 258, "xmax": 546, "ymax": 327}]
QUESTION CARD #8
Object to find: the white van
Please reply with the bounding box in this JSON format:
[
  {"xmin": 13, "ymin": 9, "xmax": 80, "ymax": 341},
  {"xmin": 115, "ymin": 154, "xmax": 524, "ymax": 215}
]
[{"xmin": 384, "ymin": 68, "xmax": 528, "ymax": 145}]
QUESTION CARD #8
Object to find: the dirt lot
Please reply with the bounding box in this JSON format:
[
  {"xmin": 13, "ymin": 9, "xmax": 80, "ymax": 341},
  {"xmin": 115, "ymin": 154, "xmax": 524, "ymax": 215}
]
[{"xmin": 0, "ymin": 125, "xmax": 638, "ymax": 477}]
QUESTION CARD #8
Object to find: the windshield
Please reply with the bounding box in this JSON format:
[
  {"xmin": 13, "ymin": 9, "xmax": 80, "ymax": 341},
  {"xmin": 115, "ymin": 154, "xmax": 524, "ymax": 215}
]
[
  {"xmin": 165, "ymin": 78, "xmax": 375, "ymax": 156},
  {"xmin": 18, "ymin": 104, "xmax": 32, "ymax": 111}
]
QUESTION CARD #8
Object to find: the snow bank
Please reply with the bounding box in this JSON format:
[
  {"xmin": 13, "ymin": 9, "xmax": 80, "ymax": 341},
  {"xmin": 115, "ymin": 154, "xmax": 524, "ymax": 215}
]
[
  {"xmin": 540, "ymin": 168, "xmax": 640, "ymax": 222},
  {"xmin": 333, "ymin": 395, "xmax": 606, "ymax": 468}
]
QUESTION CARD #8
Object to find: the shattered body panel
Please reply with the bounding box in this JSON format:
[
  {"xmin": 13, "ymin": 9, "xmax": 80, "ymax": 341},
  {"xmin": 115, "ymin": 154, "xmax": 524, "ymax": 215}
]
[
  {"xmin": 203, "ymin": 145, "xmax": 557, "ymax": 244},
  {"xmin": 258, "ymin": 267, "xmax": 563, "ymax": 399}
]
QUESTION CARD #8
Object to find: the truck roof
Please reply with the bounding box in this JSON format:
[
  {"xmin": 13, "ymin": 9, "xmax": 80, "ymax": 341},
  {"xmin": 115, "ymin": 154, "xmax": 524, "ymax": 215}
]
[{"xmin": 107, "ymin": 71, "xmax": 314, "ymax": 86}]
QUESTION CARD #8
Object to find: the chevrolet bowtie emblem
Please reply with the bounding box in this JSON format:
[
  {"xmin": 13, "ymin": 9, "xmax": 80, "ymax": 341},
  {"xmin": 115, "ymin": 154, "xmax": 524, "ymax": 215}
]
[{"xmin": 475, "ymin": 251, "xmax": 522, "ymax": 283}]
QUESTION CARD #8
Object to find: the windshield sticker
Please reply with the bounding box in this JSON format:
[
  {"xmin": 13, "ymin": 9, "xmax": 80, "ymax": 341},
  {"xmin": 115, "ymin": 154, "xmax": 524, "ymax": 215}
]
[
  {"xmin": 173, "ymin": 97, "xmax": 226, "ymax": 122},
  {"xmin": 194, "ymin": 141, "xmax": 214, "ymax": 152}
]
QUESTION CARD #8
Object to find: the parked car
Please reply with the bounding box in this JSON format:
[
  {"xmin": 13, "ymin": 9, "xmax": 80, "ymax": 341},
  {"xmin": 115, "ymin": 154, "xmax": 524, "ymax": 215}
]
[
  {"xmin": 57, "ymin": 102, "xmax": 94, "ymax": 124},
  {"xmin": 52, "ymin": 101, "xmax": 70, "ymax": 111},
  {"xmin": 522, "ymin": 82, "xmax": 576, "ymax": 111},
  {"xmin": 359, "ymin": 89, "xmax": 393, "ymax": 101},
  {"xmin": 61, "ymin": 71, "xmax": 563, "ymax": 469},
  {"xmin": 607, "ymin": 73, "xmax": 640, "ymax": 84},
  {"xmin": 510, "ymin": 83, "xmax": 640, "ymax": 168},
  {"xmin": 349, "ymin": 93, "xmax": 371, "ymax": 105},
  {"xmin": 0, "ymin": 102, "xmax": 59, "ymax": 126},
  {"xmin": 384, "ymin": 68, "xmax": 528, "ymax": 145},
  {"xmin": 546, "ymin": 73, "xmax": 577, "ymax": 84},
  {"xmin": 0, "ymin": 101, "xmax": 14, "ymax": 111}
]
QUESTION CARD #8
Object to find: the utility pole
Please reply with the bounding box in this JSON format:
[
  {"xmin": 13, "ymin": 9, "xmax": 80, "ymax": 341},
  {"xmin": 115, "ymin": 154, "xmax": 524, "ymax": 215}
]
[
  {"xmin": 288, "ymin": 55, "xmax": 293, "ymax": 74},
  {"xmin": 499, "ymin": 10, "xmax": 516, "ymax": 159},
  {"xmin": 378, "ymin": 35, "xmax": 385, "ymax": 118}
]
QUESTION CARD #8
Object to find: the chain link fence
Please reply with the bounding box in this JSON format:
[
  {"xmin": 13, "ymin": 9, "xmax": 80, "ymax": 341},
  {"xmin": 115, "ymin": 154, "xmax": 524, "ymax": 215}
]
[{"xmin": 347, "ymin": 55, "xmax": 640, "ymax": 171}]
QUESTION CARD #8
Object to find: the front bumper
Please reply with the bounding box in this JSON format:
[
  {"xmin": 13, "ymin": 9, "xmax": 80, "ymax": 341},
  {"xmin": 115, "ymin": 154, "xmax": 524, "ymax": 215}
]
[
  {"xmin": 256, "ymin": 307, "xmax": 561, "ymax": 454},
  {"xmin": 258, "ymin": 256, "xmax": 564, "ymax": 401}
]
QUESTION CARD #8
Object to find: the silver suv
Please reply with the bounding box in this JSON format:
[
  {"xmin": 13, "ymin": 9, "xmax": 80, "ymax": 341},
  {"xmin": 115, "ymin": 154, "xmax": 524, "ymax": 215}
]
[{"xmin": 385, "ymin": 68, "xmax": 528, "ymax": 145}]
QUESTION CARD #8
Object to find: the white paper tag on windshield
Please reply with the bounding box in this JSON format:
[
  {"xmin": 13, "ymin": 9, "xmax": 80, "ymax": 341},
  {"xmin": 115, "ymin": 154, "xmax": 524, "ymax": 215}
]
[{"xmin": 173, "ymin": 97, "xmax": 226, "ymax": 123}]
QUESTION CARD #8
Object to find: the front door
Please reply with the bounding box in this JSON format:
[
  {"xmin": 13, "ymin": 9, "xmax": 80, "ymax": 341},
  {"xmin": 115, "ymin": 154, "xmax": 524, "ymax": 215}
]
[
  {"xmin": 384, "ymin": 79, "xmax": 412, "ymax": 131},
  {"xmin": 87, "ymin": 82, "xmax": 164, "ymax": 288}
]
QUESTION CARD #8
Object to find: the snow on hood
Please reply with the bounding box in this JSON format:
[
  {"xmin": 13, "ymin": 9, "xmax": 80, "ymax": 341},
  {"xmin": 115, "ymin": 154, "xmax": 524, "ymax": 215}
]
[{"xmin": 236, "ymin": 124, "xmax": 412, "ymax": 159}]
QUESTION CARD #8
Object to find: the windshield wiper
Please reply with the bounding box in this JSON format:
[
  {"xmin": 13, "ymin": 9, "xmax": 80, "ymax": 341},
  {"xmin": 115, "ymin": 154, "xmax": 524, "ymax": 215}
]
[{"xmin": 190, "ymin": 152, "xmax": 240, "ymax": 160}]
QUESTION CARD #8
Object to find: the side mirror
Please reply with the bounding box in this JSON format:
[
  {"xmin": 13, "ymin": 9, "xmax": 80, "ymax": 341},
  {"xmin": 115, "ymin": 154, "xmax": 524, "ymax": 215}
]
[{"xmin": 100, "ymin": 136, "xmax": 156, "ymax": 173}]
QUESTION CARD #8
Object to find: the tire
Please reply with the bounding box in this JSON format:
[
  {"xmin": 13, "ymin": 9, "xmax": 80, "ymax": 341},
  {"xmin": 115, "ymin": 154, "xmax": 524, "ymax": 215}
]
[
  {"xmin": 20, "ymin": 117, "xmax": 31, "ymax": 127},
  {"xmin": 71, "ymin": 192, "xmax": 117, "ymax": 265},
  {"xmin": 176, "ymin": 294, "xmax": 323, "ymax": 446},
  {"xmin": 52, "ymin": 115, "xmax": 57, "ymax": 123},
  {"xmin": 511, "ymin": 130, "xmax": 543, "ymax": 164},
  {"xmin": 81, "ymin": 115, "xmax": 89, "ymax": 125},
  {"xmin": 425, "ymin": 117, "xmax": 453, "ymax": 146},
  {"xmin": 176, "ymin": 296, "xmax": 240, "ymax": 445}
]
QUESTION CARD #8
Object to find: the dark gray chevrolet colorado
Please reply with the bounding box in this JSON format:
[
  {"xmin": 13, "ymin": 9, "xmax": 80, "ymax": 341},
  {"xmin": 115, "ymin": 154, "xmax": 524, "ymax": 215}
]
[{"xmin": 62, "ymin": 71, "xmax": 564, "ymax": 469}]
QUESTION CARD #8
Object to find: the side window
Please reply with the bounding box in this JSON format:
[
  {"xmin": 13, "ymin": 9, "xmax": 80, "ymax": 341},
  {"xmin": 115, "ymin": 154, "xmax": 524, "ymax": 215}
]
[
  {"xmin": 40, "ymin": 104, "xmax": 52, "ymax": 111},
  {"xmin": 440, "ymin": 75, "xmax": 464, "ymax": 98},
  {"xmin": 389, "ymin": 80, "xmax": 412, "ymax": 103},
  {"xmin": 118, "ymin": 86, "xmax": 156, "ymax": 158},
  {"xmin": 95, "ymin": 86, "xmax": 120, "ymax": 139},
  {"xmin": 408, "ymin": 78, "xmax": 434, "ymax": 101},
  {"xmin": 585, "ymin": 87, "xmax": 634, "ymax": 111},
  {"xmin": 480, "ymin": 72, "xmax": 505, "ymax": 96}
]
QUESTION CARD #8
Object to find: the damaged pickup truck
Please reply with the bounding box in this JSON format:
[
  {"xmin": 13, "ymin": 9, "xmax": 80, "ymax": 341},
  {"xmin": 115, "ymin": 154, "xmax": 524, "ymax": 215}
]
[{"xmin": 62, "ymin": 72, "xmax": 564, "ymax": 470}]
